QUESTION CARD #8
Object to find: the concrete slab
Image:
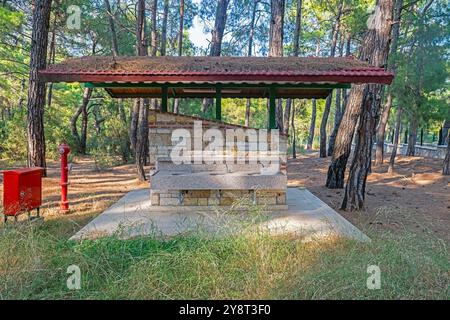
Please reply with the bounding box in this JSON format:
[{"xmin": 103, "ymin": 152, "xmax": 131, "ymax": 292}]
[
  {"xmin": 151, "ymin": 170, "xmax": 287, "ymax": 190},
  {"xmin": 70, "ymin": 187, "xmax": 370, "ymax": 242}
]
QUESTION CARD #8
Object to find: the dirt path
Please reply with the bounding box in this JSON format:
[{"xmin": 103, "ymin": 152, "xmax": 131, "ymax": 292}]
[
  {"xmin": 0, "ymin": 157, "xmax": 147, "ymax": 231},
  {"xmin": 288, "ymin": 152, "xmax": 450, "ymax": 242}
]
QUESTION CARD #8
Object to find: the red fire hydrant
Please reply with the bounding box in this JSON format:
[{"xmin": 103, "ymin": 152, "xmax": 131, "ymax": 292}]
[{"xmin": 58, "ymin": 143, "xmax": 71, "ymax": 213}]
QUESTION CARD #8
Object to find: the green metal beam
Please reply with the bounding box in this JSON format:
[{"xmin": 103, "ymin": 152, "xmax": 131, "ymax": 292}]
[
  {"xmin": 161, "ymin": 85, "xmax": 168, "ymax": 112},
  {"xmin": 269, "ymin": 87, "xmax": 276, "ymax": 129},
  {"xmin": 215, "ymin": 85, "xmax": 222, "ymax": 121}
]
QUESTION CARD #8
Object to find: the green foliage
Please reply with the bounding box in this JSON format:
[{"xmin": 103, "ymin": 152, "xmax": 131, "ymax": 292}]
[{"xmin": 0, "ymin": 0, "xmax": 448, "ymax": 164}]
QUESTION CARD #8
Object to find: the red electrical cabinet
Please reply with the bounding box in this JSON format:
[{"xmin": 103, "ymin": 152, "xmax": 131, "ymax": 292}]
[{"xmin": 2, "ymin": 168, "xmax": 43, "ymax": 222}]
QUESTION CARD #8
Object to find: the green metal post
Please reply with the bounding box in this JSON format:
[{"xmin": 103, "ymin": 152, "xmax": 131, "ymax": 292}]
[
  {"xmin": 161, "ymin": 86, "xmax": 168, "ymax": 112},
  {"xmin": 216, "ymin": 85, "xmax": 222, "ymax": 121},
  {"xmin": 269, "ymin": 87, "xmax": 276, "ymax": 129}
]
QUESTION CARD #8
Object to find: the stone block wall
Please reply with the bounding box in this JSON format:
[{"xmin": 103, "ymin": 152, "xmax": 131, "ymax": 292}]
[
  {"xmin": 382, "ymin": 143, "xmax": 447, "ymax": 159},
  {"xmin": 148, "ymin": 110, "xmax": 288, "ymax": 171},
  {"xmin": 150, "ymin": 189, "xmax": 287, "ymax": 207}
]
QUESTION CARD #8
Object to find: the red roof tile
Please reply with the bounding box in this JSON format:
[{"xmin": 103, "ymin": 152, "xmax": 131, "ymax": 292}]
[{"xmin": 39, "ymin": 56, "xmax": 394, "ymax": 85}]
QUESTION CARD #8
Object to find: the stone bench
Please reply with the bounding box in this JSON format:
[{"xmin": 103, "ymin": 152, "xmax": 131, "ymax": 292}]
[{"xmin": 150, "ymin": 158, "xmax": 287, "ymax": 209}]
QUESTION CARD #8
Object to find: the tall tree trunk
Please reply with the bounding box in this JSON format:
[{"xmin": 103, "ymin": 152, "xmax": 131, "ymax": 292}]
[
  {"xmin": 245, "ymin": 0, "xmax": 259, "ymax": 126},
  {"xmin": 319, "ymin": 0, "xmax": 343, "ymax": 158},
  {"xmin": 441, "ymin": 120, "xmax": 450, "ymax": 145},
  {"xmin": 130, "ymin": 99, "xmax": 140, "ymax": 153},
  {"xmin": 70, "ymin": 88, "xmax": 92, "ymax": 155},
  {"xmin": 135, "ymin": 0, "xmax": 150, "ymax": 181},
  {"xmin": 327, "ymin": 33, "xmax": 345, "ymax": 156},
  {"xmin": 210, "ymin": 0, "xmax": 229, "ymax": 56},
  {"xmin": 136, "ymin": 0, "xmax": 147, "ymax": 56},
  {"xmin": 306, "ymin": 99, "xmax": 316, "ymax": 150},
  {"xmin": 269, "ymin": 0, "xmax": 285, "ymax": 57},
  {"xmin": 327, "ymin": 88, "xmax": 342, "ymax": 156},
  {"xmin": 406, "ymin": 117, "xmax": 418, "ymax": 156},
  {"xmin": 341, "ymin": 0, "xmax": 394, "ymax": 210},
  {"xmin": 173, "ymin": 0, "xmax": 185, "ymax": 114},
  {"xmin": 178, "ymin": 0, "xmax": 185, "ymax": 57},
  {"xmin": 443, "ymin": 132, "xmax": 450, "ymax": 175},
  {"xmin": 283, "ymin": 0, "xmax": 302, "ymax": 134},
  {"xmin": 46, "ymin": 27, "xmax": 56, "ymax": 109},
  {"xmin": 130, "ymin": 0, "xmax": 147, "ymax": 153},
  {"xmin": 388, "ymin": 106, "xmax": 402, "ymax": 174},
  {"xmin": 136, "ymin": 99, "xmax": 149, "ymax": 181},
  {"xmin": 341, "ymin": 89, "xmax": 375, "ymax": 210},
  {"xmin": 269, "ymin": 0, "xmax": 285, "ymax": 130},
  {"xmin": 202, "ymin": 0, "xmax": 230, "ymax": 113},
  {"xmin": 374, "ymin": 93, "xmax": 392, "ymax": 164},
  {"xmin": 325, "ymin": 86, "xmax": 365, "ymax": 188},
  {"xmin": 326, "ymin": 0, "xmax": 393, "ymax": 190},
  {"xmin": 17, "ymin": 79, "xmax": 26, "ymax": 110},
  {"xmin": 27, "ymin": 0, "xmax": 52, "ymax": 176},
  {"xmin": 319, "ymin": 93, "xmax": 333, "ymax": 157},
  {"xmin": 375, "ymin": 0, "xmax": 403, "ymax": 165},
  {"xmin": 245, "ymin": 99, "xmax": 251, "ymax": 127},
  {"xmin": 150, "ymin": 0, "xmax": 158, "ymax": 56},
  {"xmin": 292, "ymin": 0, "xmax": 302, "ymax": 56},
  {"xmin": 291, "ymin": 102, "xmax": 296, "ymax": 158},
  {"xmin": 104, "ymin": 0, "xmax": 119, "ymax": 56},
  {"xmin": 161, "ymin": 0, "xmax": 169, "ymax": 56}
]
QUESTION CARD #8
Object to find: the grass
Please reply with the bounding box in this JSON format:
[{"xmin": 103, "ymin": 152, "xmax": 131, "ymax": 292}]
[{"xmin": 0, "ymin": 207, "xmax": 448, "ymax": 300}]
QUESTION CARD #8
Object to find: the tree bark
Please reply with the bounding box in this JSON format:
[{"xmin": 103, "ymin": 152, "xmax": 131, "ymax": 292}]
[
  {"xmin": 291, "ymin": 101, "xmax": 296, "ymax": 158},
  {"xmin": 173, "ymin": 0, "xmax": 185, "ymax": 114},
  {"xmin": 325, "ymin": 86, "xmax": 365, "ymax": 188},
  {"xmin": 327, "ymin": 0, "xmax": 393, "ymax": 190},
  {"xmin": 202, "ymin": 0, "xmax": 230, "ymax": 113},
  {"xmin": 292, "ymin": 0, "xmax": 302, "ymax": 56},
  {"xmin": 245, "ymin": 0, "xmax": 259, "ymax": 127},
  {"xmin": 306, "ymin": 99, "xmax": 316, "ymax": 150},
  {"xmin": 136, "ymin": 0, "xmax": 147, "ymax": 56},
  {"xmin": 245, "ymin": 99, "xmax": 251, "ymax": 127},
  {"xmin": 327, "ymin": 88, "xmax": 342, "ymax": 156},
  {"xmin": 135, "ymin": 0, "xmax": 150, "ymax": 181},
  {"xmin": 130, "ymin": 99, "xmax": 140, "ymax": 153},
  {"xmin": 319, "ymin": 93, "xmax": 333, "ymax": 157},
  {"xmin": 406, "ymin": 117, "xmax": 418, "ymax": 156},
  {"xmin": 319, "ymin": 0, "xmax": 343, "ymax": 158},
  {"xmin": 269, "ymin": 0, "xmax": 285, "ymax": 130},
  {"xmin": 283, "ymin": 0, "xmax": 302, "ymax": 135},
  {"xmin": 341, "ymin": 0, "xmax": 394, "ymax": 210},
  {"xmin": 341, "ymin": 88, "xmax": 375, "ymax": 210},
  {"xmin": 441, "ymin": 120, "xmax": 450, "ymax": 145},
  {"xmin": 161, "ymin": 0, "xmax": 169, "ymax": 56},
  {"xmin": 375, "ymin": 0, "xmax": 403, "ymax": 165},
  {"xmin": 26, "ymin": 0, "xmax": 52, "ymax": 175},
  {"xmin": 269, "ymin": 0, "xmax": 285, "ymax": 57},
  {"xmin": 150, "ymin": 0, "xmax": 158, "ymax": 56},
  {"xmin": 327, "ymin": 34, "xmax": 345, "ymax": 156},
  {"xmin": 46, "ymin": 26, "xmax": 56, "ymax": 109},
  {"xmin": 104, "ymin": 0, "xmax": 119, "ymax": 56},
  {"xmin": 388, "ymin": 106, "xmax": 402, "ymax": 174},
  {"xmin": 443, "ymin": 132, "xmax": 450, "ymax": 175},
  {"xmin": 136, "ymin": 99, "xmax": 149, "ymax": 181},
  {"xmin": 210, "ymin": 0, "xmax": 229, "ymax": 56},
  {"xmin": 178, "ymin": 0, "xmax": 185, "ymax": 57},
  {"xmin": 374, "ymin": 93, "xmax": 392, "ymax": 165}
]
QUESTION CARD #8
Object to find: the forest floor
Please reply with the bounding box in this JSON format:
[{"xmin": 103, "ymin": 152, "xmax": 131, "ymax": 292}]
[
  {"xmin": 1, "ymin": 152, "xmax": 448, "ymax": 243},
  {"xmin": 288, "ymin": 152, "xmax": 450, "ymax": 243}
]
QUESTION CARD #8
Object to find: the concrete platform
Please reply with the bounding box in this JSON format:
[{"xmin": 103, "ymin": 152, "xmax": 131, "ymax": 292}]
[{"xmin": 70, "ymin": 188, "xmax": 370, "ymax": 242}]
